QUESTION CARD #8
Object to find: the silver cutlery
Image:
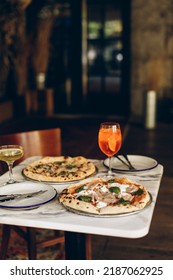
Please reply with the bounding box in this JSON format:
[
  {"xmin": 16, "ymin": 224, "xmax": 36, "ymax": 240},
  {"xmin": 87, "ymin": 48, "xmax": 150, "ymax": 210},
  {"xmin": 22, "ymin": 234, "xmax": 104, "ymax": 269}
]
[
  {"xmin": 115, "ymin": 155, "xmax": 135, "ymax": 170},
  {"xmin": 0, "ymin": 190, "xmax": 47, "ymax": 203},
  {"xmin": 122, "ymin": 154, "xmax": 136, "ymax": 170}
]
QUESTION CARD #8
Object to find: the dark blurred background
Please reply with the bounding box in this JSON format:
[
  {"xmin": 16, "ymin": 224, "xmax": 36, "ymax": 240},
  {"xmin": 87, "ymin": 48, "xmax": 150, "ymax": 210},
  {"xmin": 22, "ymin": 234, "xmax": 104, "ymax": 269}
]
[{"xmin": 1, "ymin": 0, "xmax": 172, "ymax": 124}]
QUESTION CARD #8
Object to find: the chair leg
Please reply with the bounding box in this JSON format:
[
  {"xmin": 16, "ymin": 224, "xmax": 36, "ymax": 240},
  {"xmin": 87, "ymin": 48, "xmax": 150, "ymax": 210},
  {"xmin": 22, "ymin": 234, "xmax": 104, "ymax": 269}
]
[
  {"xmin": 86, "ymin": 234, "xmax": 92, "ymax": 260},
  {"xmin": 26, "ymin": 228, "xmax": 37, "ymax": 260},
  {"xmin": 0, "ymin": 225, "xmax": 11, "ymax": 259}
]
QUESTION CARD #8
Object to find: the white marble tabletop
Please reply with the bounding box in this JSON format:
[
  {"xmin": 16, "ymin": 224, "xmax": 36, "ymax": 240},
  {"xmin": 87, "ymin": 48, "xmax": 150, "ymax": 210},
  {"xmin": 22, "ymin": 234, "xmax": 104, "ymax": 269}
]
[{"xmin": 0, "ymin": 156, "xmax": 163, "ymax": 239}]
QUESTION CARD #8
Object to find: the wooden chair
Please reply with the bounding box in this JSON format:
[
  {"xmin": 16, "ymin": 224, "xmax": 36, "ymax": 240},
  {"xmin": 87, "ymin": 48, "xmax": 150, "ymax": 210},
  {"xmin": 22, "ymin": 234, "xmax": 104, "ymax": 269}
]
[
  {"xmin": 0, "ymin": 128, "xmax": 92, "ymax": 260},
  {"xmin": 0, "ymin": 128, "xmax": 65, "ymax": 259}
]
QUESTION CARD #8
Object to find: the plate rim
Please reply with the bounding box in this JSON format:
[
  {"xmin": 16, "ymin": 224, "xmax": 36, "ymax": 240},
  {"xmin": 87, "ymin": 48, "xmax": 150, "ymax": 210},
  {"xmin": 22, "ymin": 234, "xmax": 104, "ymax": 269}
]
[{"xmin": 103, "ymin": 155, "xmax": 158, "ymax": 173}]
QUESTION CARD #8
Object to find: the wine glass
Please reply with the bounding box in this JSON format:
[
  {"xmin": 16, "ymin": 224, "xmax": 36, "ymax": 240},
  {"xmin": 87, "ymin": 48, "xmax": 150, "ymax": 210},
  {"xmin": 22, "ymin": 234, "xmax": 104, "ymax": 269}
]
[
  {"xmin": 0, "ymin": 145, "xmax": 24, "ymax": 185},
  {"xmin": 98, "ymin": 122, "xmax": 122, "ymax": 176}
]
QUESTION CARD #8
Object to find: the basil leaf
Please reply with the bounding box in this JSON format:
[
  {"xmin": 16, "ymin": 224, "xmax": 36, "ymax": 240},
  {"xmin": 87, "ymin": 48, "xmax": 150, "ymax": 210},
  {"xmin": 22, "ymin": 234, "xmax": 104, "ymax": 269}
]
[
  {"xmin": 107, "ymin": 179, "xmax": 115, "ymax": 183},
  {"xmin": 109, "ymin": 186, "xmax": 120, "ymax": 194},
  {"xmin": 133, "ymin": 188, "xmax": 144, "ymax": 195},
  {"xmin": 78, "ymin": 196, "xmax": 92, "ymax": 202},
  {"xmin": 66, "ymin": 164, "xmax": 77, "ymax": 169},
  {"xmin": 76, "ymin": 185, "xmax": 85, "ymax": 193},
  {"xmin": 58, "ymin": 170, "xmax": 67, "ymax": 175},
  {"xmin": 118, "ymin": 198, "xmax": 131, "ymax": 205}
]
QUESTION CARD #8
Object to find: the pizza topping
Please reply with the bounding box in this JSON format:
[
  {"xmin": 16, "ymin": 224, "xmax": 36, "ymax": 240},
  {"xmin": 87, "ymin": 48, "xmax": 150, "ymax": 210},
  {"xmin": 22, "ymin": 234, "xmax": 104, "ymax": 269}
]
[
  {"xmin": 23, "ymin": 156, "xmax": 96, "ymax": 182},
  {"xmin": 126, "ymin": 185, "xmax": 140, "ymax": 194},
  {"xmin": 59, "ymin": 177, "xmax": 150, "ymax": 215},
  {"xmin": 118, "ymin": 198, "xmax": 131, "ymax": 205},
  {"xmin": 69, "ymin": 178, "xmax": 147, "ymax": 209},
  {"xmin": 96, "ymin": 201, "xmax": 108, "ymax": 209},
  {"xmin": 65, "ymin": 164, "xmax": 77, "ymax": 169},
  {"xmin": 75, "ymin": 184, "xmax": 86, "ymax": 193},
  {"xmin": 109, "ymin": 186, "xmax": 120, "ymax": 194},
  {"xmin": 78, "ymin": 196, "xmax": 92, "ymax": 202},
  {"xmin": 133, "ymin": 188, "xmax": 144, "ymax": 195}
]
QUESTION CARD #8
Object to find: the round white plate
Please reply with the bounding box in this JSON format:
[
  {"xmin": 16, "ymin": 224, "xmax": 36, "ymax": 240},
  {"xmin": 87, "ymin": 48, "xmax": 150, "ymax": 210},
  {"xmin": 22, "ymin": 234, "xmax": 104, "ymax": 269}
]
[
  {"xmin": 104, "ymin": 155, "xmax": 158, "ymax": 173},
  {"xmin": 0, "ymin": 181, "xmax": 57, "ymax": 209}
]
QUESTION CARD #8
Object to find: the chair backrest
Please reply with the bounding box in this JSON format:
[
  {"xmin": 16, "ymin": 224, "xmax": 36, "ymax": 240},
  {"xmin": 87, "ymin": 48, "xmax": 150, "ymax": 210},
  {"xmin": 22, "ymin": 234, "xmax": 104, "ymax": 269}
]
[{"xmin": 0, "ymin": 128, "xmax": 61, "ymax": 174}]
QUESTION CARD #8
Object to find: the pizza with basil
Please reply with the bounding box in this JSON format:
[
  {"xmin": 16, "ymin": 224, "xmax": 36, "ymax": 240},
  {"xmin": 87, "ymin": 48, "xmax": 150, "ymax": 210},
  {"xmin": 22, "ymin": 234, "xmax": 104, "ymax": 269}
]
[
  {"xmin": 59, "ymin": 177, "xmax": 151, "ymax": 215},
  {"xmin": 23, "ymin": 156, "xmax": 96, "ymax": 182}
]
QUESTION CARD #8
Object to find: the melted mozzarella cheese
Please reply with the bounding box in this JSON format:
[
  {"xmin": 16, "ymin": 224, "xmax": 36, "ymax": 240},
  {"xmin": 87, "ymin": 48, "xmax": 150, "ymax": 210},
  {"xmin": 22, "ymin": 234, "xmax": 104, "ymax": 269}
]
[
  {"xmin": 109, "ymin": 182, "xmax": 129, "ymax": 194},
  {"xmin": 96, "ymin": 201, "xmax": 107, "ymax": 209},
  {"xmin": 100, "ymin": 185, "xmax": 109, "ymax": 193}
]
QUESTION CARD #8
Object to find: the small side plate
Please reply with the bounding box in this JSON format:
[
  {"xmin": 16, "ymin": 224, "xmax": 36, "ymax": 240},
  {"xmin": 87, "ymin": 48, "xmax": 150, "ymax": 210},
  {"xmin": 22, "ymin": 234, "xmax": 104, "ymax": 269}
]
[
  {"xmin": 0, "ymin": 181, "xmax": 57, "ymax": 209},
  {"xmin": 104, "ymin": 155, "xmax": 158, "ymax": 173}
]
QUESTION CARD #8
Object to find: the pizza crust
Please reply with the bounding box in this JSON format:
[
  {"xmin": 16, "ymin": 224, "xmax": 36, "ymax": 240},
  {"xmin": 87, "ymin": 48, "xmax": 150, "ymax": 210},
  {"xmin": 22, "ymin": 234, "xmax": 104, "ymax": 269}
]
[{"xmin": 59, "ymin": 177, "xmax": 151, "ymax": 215}]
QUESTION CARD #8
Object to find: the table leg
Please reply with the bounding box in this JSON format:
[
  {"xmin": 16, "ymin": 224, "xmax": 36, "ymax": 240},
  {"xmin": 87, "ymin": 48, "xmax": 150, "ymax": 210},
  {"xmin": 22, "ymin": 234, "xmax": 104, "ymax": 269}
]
[{"xmin": 65, "ymin": 231, "xmax": 86, "ymax": 260}]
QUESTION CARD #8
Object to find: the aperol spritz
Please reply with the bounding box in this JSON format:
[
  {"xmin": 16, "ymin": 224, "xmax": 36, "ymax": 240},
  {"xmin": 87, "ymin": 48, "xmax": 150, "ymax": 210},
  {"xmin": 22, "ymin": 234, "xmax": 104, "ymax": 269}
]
[{"xmin": 98, "ymin": 122, "xmax": 122, "ymax": 176}]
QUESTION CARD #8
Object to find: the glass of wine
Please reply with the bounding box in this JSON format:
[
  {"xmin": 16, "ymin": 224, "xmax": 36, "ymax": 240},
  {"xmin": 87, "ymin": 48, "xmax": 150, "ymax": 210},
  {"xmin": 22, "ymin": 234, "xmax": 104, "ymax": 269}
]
[
  {"xmin": 0, "ymin": 145, "xmax": 24, "ymax": 185},
  {"xmin": 98, "ymin": 122, "xmax": 122, "ymax": 176}
]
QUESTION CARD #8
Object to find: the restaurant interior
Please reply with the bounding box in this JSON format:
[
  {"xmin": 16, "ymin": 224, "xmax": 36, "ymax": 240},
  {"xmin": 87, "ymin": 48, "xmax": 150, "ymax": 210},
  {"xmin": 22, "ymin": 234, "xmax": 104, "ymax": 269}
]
[{"xmin": 0, "ymin": 0, "xmax": 173, "ymax": 260}]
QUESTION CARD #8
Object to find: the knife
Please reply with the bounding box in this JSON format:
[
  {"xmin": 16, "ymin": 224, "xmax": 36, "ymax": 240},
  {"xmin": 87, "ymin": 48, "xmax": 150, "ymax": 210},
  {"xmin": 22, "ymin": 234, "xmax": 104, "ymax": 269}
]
[{"xmin": 0, "ymin": 190, "xmax": 47, "ymax": 203}]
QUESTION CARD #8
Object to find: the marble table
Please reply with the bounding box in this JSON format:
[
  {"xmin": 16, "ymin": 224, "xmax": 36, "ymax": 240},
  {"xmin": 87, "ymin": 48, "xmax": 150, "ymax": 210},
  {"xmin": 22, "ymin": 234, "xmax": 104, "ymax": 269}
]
[{"xmin": 0, "ymin": 156, "xmax": 164, "ymax": 259}]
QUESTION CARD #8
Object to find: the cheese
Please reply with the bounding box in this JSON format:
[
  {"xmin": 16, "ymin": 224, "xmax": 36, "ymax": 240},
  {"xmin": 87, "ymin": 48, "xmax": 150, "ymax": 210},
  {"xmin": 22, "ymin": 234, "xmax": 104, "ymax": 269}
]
[
  {"xmin": 96, "ymin": 201, "xmax": 107, "ymax": 209},
  {"xmin": 109, "ymin": 182, "xmax": 129, "ymax": 194},
  {"xmin": 100, "ymin": 185, "xmax": 109, "ymax": 193}
]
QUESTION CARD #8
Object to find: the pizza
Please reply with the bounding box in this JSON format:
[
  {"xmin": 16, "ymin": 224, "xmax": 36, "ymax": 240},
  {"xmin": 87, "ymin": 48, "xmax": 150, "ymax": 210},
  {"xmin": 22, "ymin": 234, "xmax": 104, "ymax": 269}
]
[
  {"xmin": 23, "ymin": 156, "xmax": 96, "ymax": 182},
  {"xmin": 59, "ymin": 177, "xmax": 151, "ymax": 215}
]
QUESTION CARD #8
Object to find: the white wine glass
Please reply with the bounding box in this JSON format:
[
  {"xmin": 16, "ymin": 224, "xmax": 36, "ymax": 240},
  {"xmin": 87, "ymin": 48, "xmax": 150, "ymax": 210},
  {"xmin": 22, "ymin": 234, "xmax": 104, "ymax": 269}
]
[{"xmin": 0, "ymin": 145, "xmax": 24, "ymax": 185}]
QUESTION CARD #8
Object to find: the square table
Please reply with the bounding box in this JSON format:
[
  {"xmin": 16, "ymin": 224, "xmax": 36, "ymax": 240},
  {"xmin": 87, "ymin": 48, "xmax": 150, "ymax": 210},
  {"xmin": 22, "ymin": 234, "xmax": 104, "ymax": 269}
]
[{"xmin": 0, "ymin": 156, "xmax": 163, "ymax": 259}]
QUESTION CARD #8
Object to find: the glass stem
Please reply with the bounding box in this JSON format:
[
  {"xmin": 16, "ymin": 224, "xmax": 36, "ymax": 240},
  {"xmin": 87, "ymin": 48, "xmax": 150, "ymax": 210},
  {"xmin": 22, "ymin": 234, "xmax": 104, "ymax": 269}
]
[
  {"xmin": 7, "ymin": 161, "xmax": 15, "ymax": 183},
  {"xmin": 108, "ymin": 156, "xmax": 112, "ymax": 175}
]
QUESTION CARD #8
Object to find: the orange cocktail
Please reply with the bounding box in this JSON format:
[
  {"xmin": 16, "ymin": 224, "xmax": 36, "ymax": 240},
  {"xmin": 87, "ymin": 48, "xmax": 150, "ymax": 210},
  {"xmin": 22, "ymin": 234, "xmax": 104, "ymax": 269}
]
[{"xmin": 98, "ymin": 122, "xmax": 122, "ymax": 175}]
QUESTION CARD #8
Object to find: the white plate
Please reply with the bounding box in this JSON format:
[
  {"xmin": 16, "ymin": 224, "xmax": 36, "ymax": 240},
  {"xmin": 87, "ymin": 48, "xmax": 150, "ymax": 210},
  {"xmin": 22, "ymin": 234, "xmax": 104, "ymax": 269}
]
[
  {"xmin": 104, "ymin": 155, "xmax": 158, "ymax": 173},
  {"xmin": 0, "ymin": 181, "xmax": 57, "ymax": 209}
]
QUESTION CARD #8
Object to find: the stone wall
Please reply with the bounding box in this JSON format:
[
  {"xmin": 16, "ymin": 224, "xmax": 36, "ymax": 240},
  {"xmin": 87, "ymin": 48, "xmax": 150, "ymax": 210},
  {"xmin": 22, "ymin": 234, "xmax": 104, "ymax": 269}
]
[{"xmin": 131, "ymin": 0, "xmax": 173, "ymax": 121}]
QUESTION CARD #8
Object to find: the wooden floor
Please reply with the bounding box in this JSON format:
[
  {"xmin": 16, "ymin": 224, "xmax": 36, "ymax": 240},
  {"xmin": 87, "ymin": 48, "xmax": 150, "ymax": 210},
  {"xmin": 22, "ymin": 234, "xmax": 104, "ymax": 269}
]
[{"xmin": 0, "ymin": 115, "xmax": 173, "ymax": 259}]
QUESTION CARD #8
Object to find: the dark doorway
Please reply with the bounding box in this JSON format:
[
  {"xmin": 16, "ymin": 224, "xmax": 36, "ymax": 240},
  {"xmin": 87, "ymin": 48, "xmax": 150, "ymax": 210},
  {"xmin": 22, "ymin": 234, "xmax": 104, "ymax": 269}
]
[{"xmin": 85, "ymin": 0, "xmax": 131, "ymax": 116}]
